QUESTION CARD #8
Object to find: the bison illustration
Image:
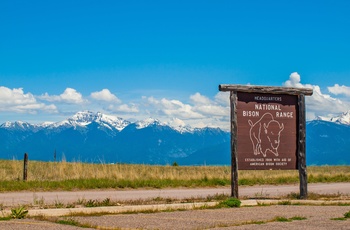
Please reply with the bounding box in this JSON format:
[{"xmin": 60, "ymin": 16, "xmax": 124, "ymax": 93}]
[{"xmin": 248, "ymin": 113, "xmax": 284, "ymax": 157}]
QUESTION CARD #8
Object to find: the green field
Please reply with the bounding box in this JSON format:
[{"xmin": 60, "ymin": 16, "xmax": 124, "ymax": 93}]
[{"xmin": 0, "ymin": 160, "xmax": 349, "ymax": 192}]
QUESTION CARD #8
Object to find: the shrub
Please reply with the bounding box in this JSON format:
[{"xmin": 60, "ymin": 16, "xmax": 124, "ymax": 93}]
[
  {"xmin": 218, "ymin": 198, "xmax": 241, "ymax": 208},
  {"xmin": 11, "ymin": 206, "xmax": 28, "ymax": 219},
  {"xmin": 278, "ymin": 200, "xmax": 292, "ymax": 205},
  {"xmin": 274, "ymin": 216, "xmax": 291, "ymax": 222}
]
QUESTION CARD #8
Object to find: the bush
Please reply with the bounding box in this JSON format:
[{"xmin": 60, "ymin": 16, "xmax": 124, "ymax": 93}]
[
  {"xmin": 11, "ymin": 206, "xmax": 28, "ymax": 219},
  {"xmin": 274, "ymin": 216, "xmax": 291, "ymax": 222},
  {"xmin": 218, "ymin": 198, "xmax": 241, "ymax": 208}
]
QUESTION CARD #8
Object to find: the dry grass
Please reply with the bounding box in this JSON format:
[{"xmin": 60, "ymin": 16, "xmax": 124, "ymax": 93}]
[
  {"xmin": 0, "ymin": 160, "xmax": 230, "ymax": 181},
  {"xmin": 1, "ymin": 160, "xmax": 350, "ymax": 182},
  {"xmin": 0, "ymin": 160, "xmax": 349, "ymax": 191}
]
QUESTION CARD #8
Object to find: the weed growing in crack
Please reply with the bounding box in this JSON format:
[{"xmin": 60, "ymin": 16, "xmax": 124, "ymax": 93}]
[
  {"xmin": 10, "ymin": 206, "xmax": 28, "ymax": 219},
  {"xmin": 278, "ymin": 200, "xmax": 292, "ymax": 205},
  {"xmin": 331, "ymin": 210, "xmax": 350, "ymax": 221},
  {"xmin": 54, "ymin": 200, "xmax": 65, "ymax": 208},
  {"xmin": 56, "ymin": 217, "xmax": 95, "ymax": 228},
  {"xmin": 274, "ymin": 216, "xmax": 291, "ymax": 222},
  {"xmin": 217, "ymin": 198, "xmax": 241, "ymax": 208}
]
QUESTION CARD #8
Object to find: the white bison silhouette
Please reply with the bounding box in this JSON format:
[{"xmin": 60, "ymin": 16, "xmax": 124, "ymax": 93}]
[{"xmin": 248, "ymin": 113, "xmax": 284, "ymax": 157}]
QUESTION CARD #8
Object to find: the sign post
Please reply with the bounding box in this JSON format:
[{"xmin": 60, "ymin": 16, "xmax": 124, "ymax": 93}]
[{"xmin": 219, "ymin": 85, "xmax": 313, "ymax": 199}]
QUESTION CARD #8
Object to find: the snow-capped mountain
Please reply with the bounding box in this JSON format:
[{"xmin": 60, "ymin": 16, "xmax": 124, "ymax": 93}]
[
  {"xmin": 315, "ymin": 110, "xmax": 350, "ymax": 125},
  {"xmin": 135, "ymin": 118, "xmax": 164, "ymax": 129},
  {"xmin": 0, "ymin": 121, "xmax": 41, "ymax": 131},
  {"xmin": 329, "ymin": 111, "xmax": 350, "ymax": 125},
  {"xmin": 1, "ymin": 111, "xmax": 199, "ymax": 134},
  {"xmin": 47, "ymin": 111, "xmax": 130, "ymax": 131},
  {"xmin": 0, "ymin": 111, "xmax": 230, "ymax": 165},
  {"xmin": 172, "ymin": 125, "xmax": 195, "ymax": 134},
  {"xmin": 1, "ymin": 111, "xmax": 350, "ymax": 165}
]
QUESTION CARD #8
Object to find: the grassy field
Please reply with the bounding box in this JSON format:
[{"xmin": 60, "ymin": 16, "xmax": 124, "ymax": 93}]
[{"xmin": 0, "ymin": 160, "xmax": 349, "ymax": 191}]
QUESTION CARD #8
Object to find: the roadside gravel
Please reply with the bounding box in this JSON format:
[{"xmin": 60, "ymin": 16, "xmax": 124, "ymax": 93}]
[
  {"xmin": 0, "ymin": 219, "xmax": 94, "ymax": 230},
  {"xmin": 1, "ymin": 183, "xmax": 350, "ymax": 207},
  {"xmin": 71, "ymin": 205, "xmax": 350, "ymax": 229},
  {"xmin": 1, "ymin": 205, "xmax": 349, "ymax": 229},
  {"xmin": 1, "ymin": 182, "xmax": 350, "ymax": 229}
]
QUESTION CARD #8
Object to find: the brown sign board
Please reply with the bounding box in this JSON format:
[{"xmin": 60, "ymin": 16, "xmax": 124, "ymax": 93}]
[
  {"xmin": 219, "ymin": 84, "xmax": 313, "ymax": 198},
  {"xmin": 237, "ymin": 92, "xmax": 298, "ymax": 170}
]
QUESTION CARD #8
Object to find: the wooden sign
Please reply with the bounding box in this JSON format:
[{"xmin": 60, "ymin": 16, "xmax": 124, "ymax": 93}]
[
  {"xmin": 219, "ymin": 84, "xmax": 313, "ymax": 199},
  {"xmin": 237, "ymin": 92, "xmax": 298, "ymax": 170}
]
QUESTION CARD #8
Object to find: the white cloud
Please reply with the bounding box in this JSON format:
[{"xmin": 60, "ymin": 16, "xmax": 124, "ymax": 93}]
[
  {"xmin": 146, "ymin": 97, "xmax": 204, "ymax": 119},
  {"xmin": 140, "ymin": 94, "xmax": 231, "ymax": 130},
  {"xmin": 168, "ymin": 117, "xmax": 186, "ymax": 127},
  {"xmin": 39, "ymin": 88, "xmax": 86, "ymax": 104},
  {"xmin": 190, "ymin": 92, "xmax": 229, "ymax": 116},
  {"xmin": 328, "ymin": 84, "xmax": 350, "ymax": 97},
  {"xmin": 6, "ymin": 72, "xmax": 350, "ymax": 130},
  {"xmin": 0, "ymin": 87, "xmax": 36, "ymax": 104},
  {"xmin": 194, "ymin": 104, "xmax": 229, "ymax": 116},
  {"xmin": 161, "ymin": 98, "xmax": 204, "ymax": 119},
  {"xmin": 90, "ymin": 89, "xmax": 121, "ymax": 103},
  {"xmin": 307, "ymin": 85, "xmax": 347, "ymax": 114},
  {"xmin": 214, "ymin": 92, "xmax": 230, "ymax": 106},
  {"xmin": 283, "ymin": 72, "xmax": 304, "ymax": 88},
  {"xmin": 108, "ymin": 104, "xmax": 139, "ymax": 113},
  {"xmin": 0, "ymin": 86, "xmax": 57, "ymax": 113},
  {"xmin": 190, "ymin": 92, "xmax": 211, "ymax": 105},
  {"xmin": 283, "ymin": 72, "xmax": 350, "ymax": 118}
]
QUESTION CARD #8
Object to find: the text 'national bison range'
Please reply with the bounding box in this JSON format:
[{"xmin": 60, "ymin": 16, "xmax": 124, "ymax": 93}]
[{"xmin": 242, "ymin": 103, "xmax": 294, "ymax": 118}]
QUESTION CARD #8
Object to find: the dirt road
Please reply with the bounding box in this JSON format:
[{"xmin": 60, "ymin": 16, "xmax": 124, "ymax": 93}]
[
  {"xmin": 1, "ymin": 205, "xmax": 350, "ymax": 229},
  {"xmin": 1, "ymin": 183, "xmax": 349, "ymax": 206},
  {"xmin": 0, "ymin": 183, "xmax": 350, "ymax": 229}
]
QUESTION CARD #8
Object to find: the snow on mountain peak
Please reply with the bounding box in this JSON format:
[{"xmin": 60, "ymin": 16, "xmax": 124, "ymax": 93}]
[
  {"xmin": 71, "ymin": 111, "xmax": 96, "ymax": 123},
  {"xmin": 0, "ymin": 121, "xmax": 35, "ymax": 130},
  {"xmin": 133, "ymin": 117, "xmax": 195, "ymax": 133},
  {"xmin": 1, "ymin": 121, "xmax": 13, "ymax": 128},
  {"xmin": 316, "ymin": 110, "xmax": 350, "ymax": 125},
  {"xmin": 0, "ymin": 111, "xmax": 209, "ymax": 133},
  {"xmin": 96, "ymin": 112, "xmax": 130, "ymax": 131},
  {"xmin": 315, "ymin": 116, "xmax": 331, "ymax": 121},
  {"xmin": 136, "ymin": 118, "xmax": 164, "ymax": 129},
  {"xmin": 331, "ymin": 110, "xmax": 350, "ymax": 125},
  {"xmin": 172, "ymin": 125, "xmax": 194, "ymax": 133},
  {"xmin": 39, "ymin": 121, "xmax": 55, "ymax": 127},
  {"xmin": 166, "ymin": 118, "xmax": 194, "ymax": 133},
  {"xmin": 50, "ymin": 111, "xmax": 130, "ymax": 131}
]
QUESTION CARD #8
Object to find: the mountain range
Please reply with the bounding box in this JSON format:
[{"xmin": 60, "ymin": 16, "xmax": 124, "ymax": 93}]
[
  {"xmin": 0, "ymin": 111, "xmax": 230, "ymax": 165},
  {"xmin": 0, "ymin": 110, "xmax": 349, "ymax": 166}
]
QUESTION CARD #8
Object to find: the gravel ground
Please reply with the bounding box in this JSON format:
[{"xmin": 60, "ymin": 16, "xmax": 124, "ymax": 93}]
[
  {"xmin": 1, "ymin": 205, "xmax": 349, "ymax": 229},
  {"xmin": 70, "ymin": 205, "xmax": 350, "ymax": 230},
  {"xmin": 2, "ymin": 183, "xmax": 350, "ymax": 207},
  {"xmin": 0, "ymin": 219, "xmax": 94, "ymax": 230},
  {"xmin": 1, "ymin": 184, "xmax": 350, "ymax": 229}
]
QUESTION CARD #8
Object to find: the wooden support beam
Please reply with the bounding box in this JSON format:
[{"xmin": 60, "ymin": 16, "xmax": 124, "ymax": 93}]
[
  {"xmin": 219, "ymin": 84, "xmax": 313, "ymax": 96},
  {"xmin": 298, "ymin": 94, "xmax": 308, "ymax": 199},
  {"xmin": 230, "ymin": 91, "xmax": 239, "ymax": 198}
]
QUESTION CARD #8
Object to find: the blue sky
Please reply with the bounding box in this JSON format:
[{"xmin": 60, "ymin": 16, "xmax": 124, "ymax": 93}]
[{"xmin": 1, "ymin": 0, "xmax": 350, "ymax": 129}]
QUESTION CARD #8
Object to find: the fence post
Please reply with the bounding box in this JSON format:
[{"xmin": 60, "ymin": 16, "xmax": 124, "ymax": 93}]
[{"xmin": 23, "ymin": 153, "xmax": 28, "ymax": 181}]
